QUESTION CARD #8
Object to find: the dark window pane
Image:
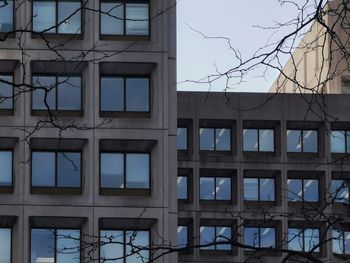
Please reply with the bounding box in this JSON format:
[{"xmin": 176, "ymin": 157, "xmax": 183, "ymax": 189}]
[
  {"xmin": 125, "ymin": 230, "xmax": 149, "ymax": 263},
  {"xmin": 260, "ymin": 178, "xmax": 275, "ymax": 201},
  {"xmin": 101, "ymin": 153, "xmax": 124, "ymax": 188},
  {"xmin": 243, "ymin": 129, "xmax": 258, "ymax": 151},
  {"xmin": 0, "ymin": 0, "xmax": 13, "ymax": 32},
  {"xmin": 0, "ymin": 151, "xmax": 12, "ymax": 186},
  {"xmin": 177, "ymin": 128, "xmax": 188, "ymax": 150},
  {"xmin": 177, "ymin": 226, "xmax": 188, "ymax": 248},
  {"xmin": 260, "ymin": 228, "xmax": 275, "ymax": 248},
  {"xmin": 287, "ymin": 130, "xmax": 302, "ymax": 152},
  {"xmin": 101, "ymin": 2, "xmax": 124, "ymax": 35},
  {"xmin": 303, "ymin": 179, "xmax": 318, "ymax": 202},
  {"xmin": 101, "ymin": 77, "xmax": 124, "ymax": 112},
  {"xmin": 32, "ymin": 76, "xmax": 56, "ymax": 110},
  {"xmin": 216, "ymin": 227, "xmax": 231, "ymax": 250},
  {"xmin": 303, "ymin": 130, "xmax": 318, "ymax": 153},
  {"xmin": 216, "ymin": 177, "xmax": 231, "ymax": 200},
  {"xmin": 0, "ymin": 228, "xmax": 11, "ymax": 263},
  {"xmin": 32, "ymin": 152, "xmax": 55, "ymax": 187},
  {"xmin": 100, "ymin": 230, "xmax": 123, "ymax": 263},
  {"xmin": 259, "ymin": 129, "xmax": 274, "ymax": 152},
  {"xmin": 287, "ymin": 179, "xmax": 302, "ymax": 201},
  {"xmin": 0, "ymin": 75, "xmax": 13, "ymax": 109},
  {"xmin": 56, "ymin": 229, "xmax": 80, "ymax": 263},
  {"xmin": 331, "ymin": 131, "xmax": 346, "ymax": 153},
  {"xmin": 304, "ymin": 228, "xmax": 319, "ymax": 252},
  {"xmin": 243, "ymin": 178, "xmax": 258, "ymax": 201},
  {"xmin": 200, "ymin": 177, "xmax": 215, "ymax": 200},
  {"xmin": 216, "ymin": 128, "xmax": 231, "ymax": 151},
  {"xmin": 57, "ymin": 152, "xmax": 81, "ymax": 188},
  {"xmin": 199, "ymin": 128, "xmax": 214, "ymax": 150},
  {"xmin": 31, "ymin": 229, "xmax": 55, "ymax": 263},
  {"xmin": 177, "ymin": 176, "xmax": 188, "ymax": 200},
  {"xmin": 126, "ymin": 153, "xmax": 150, "ymax": 189},
  {"xmin": 33, "ymin": 1, "xmax": 56, "ymax": 33},
  {"xmin": 200, "ymin": 226, "xmax": 215, "ymax": 250},
  {"xmin": 332, "ymin": 230, "xmax": 343, "ymax": 255},
  {"xmin": 58, "ymin": 1, "xmax": 81, "ymax": 34},
  {"xmin": 244, "ymin": 227, "xmax": 259, "ymax": 248},
  {"xmin": 331, "ymin": 180, "xmax": 349, "ymax": 203},
  {"xmin": 125, "ymin": 4, "xmax": 149, "ymax": 35},
  {"xmin": 126, "ymin": 78, "xmax": 149, "ymax": 112},
  {"xmin": 288, "ymin": 228, "xmax": 303, "ymax": 251},
  {"xmin": 57, "ymin": 77, "xmax": 81, "ymax": 110}
]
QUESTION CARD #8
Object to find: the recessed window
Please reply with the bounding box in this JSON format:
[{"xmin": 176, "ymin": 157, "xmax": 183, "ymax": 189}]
[
  {"xmin": 243, "ymin": 178, "xmax": 275, "ymax": 202},
  {"xmin": 100, "ymin": 76, "xmax": 149, "ymax": 113},
  {"xmin": 331, "ymin": 130, "xmax": 350, "ymax": 153},
  {"xmin": 177, "ymin": 225, "xmax": 188, "ymax": 248},
  {"xmin": 31, "ymin": 151, "xmax": 81, "ymax": 188},
  {"xmin": 341, "ymin": 80, "xmax": 350, "ymax": 94},
  {"xmin": 32, "ymin": 0, "xmax": 81, "ymax": 34},
  {"xmin": 31, "ymin": 228, "xmax": 80, "ymax": 263},
  {"xmin": 244, "ymin": 227, "xmax": 276, "ymax": 248},
  {"xmin": 100, "ymin": 230, "xmax": 150, "ymax": 262},
  {"xmin": 100, "ymin": 1, "xmax": 149, "ymax": 36},
  {"xmin": 200, "ymin": 177, "xmax": 231, "ymax": 201},
  {"xmin": 177, "ymin": 176, "xmax": 188, "ymax": 200},
  {"xmin": 333, "ymin": 229, "xmax": 350, "ymax": 255},
  {"xmin": 199, "ymin": 128, "xmax": 231, "ymax": 151},
  {"xmin": 0, "ymin": 75, "xmax": 13, "ymax": 109},
  {"xmin": 177, "ymin": 127, "xmax": 188, "ymax": 151},
  {"xmin": 288, "ymin": 228, "xmax": 320, "ymax": 252},
  {"xmin": 200, "ymin": 226, "xmax": 231, "ymax": 251},
  {"xmin": 0, "ymin": 151, "xmax": 12, "ymax": 187},
  {"xmin": 0, "ymin": 228, "xmax": 11, "ymax": 263},
  {"xmin": 287, "ymin": 179, "xmax": 319, "ymax": 202},
  {"xmin": 243, "ymin": 129, "xmax": 274, "ymax": 152},
  {"xmin": 287, "ymin": 129, "xmax": 318, "ymax": 153},
  {"xmin": 100, "ymin": 153, "xmax": 150, "ymax": 189},
  {"xmin": 32, "ymin": 76, "xmax": 81, "ymax": 111},
  {"xmin": 331, "ymin": 179, "xmax": 349, "ymax": 203},
  {"xmin": 0, "ymin": 0, "xmax": 13, "ymax": 32}
]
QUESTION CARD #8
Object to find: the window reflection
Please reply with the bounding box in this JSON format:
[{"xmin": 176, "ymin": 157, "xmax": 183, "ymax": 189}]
[
  {"xmin": 177, "ymin": 128, "xmax": 188, "ymax": 151},
  {"xmin": 0, "ymin": 75, "xmax": 13, "ymax": 109},
  {"xmin": 200, "ymin": 177, "xmax": 231, "ymax": 201},
  {"xmin": 0, "ymin": 228, "xmax": 11, "ymax": 263},
  {"xmin": 177, "ymin": 226, "xmax": 188, "ymax": 248},
  {"xmin": 0, "ymin": 0, "xmax": 13, "ymax": 32},
  {"xmin": 243, "ymin": 178, "xmax": 275, "ymax": 201},
  {"xmin": 200, "ymin": 226, "xmax": 231, "ymax": 251},
  {"xmin": 288, "ymin": 228, "xmax": 319, "ymax": 252},
  {"xmin": 177, "ymin": 176, "xmax": 188, "ymax": 200},
  {"xmin": 244, "ymin": 227, "xmax": 275, "ymax": 248},
  {"xmin": 243, "ymin": 129, "xmax": 274, "ymax": 152},
  {"xmin": 0, "ymin": 151, "xmax": 12, "ymax": 187},
  {"xmin": 58, "ymin": 2, "xmax": 81, "ymax": 34},
  {"xmin": 287, "ymin": 179, "xmax": 319, "ymax": 202},
  {"xmin": 333, "ymin": 230, "xmax": 350, "ymax": 255},
  {"xmin": 331, "ymin": 180, "xmax": 349, "ymax": 203},
  {"xmin": 199, "ymin": 128, "xmax": 231, "ymax": 151},
  {"xmin": 101, "ymin": 2, "xmax": 124, "ymax": 35},
  {"xmin": 287, "ymin": 129, "xmax": 318, "ymax": 153}
]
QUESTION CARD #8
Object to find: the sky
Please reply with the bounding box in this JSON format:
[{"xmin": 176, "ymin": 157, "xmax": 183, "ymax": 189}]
[{"xmin": 176, "ymin": 0, "xmax": 311, "ymax": 92}]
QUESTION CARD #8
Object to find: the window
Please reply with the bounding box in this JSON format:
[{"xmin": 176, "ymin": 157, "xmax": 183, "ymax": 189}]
[
  {"xmin": 342, "ymin": 80, "xmax": 350, "ymax": 94},
  {"xmin": 32, "ymin": 0, "xmax": 81, "ymax": 34},
  {"xmin": 243, "ymin": 129, "xmax": 274, "ymax": 152},
  {"xmin": 177, "ymin": 176, "xmax": 188, "ymax": 200},
  {"xmin": 243, "ymin": 178, "xmax": 275, "ymax": 201},
  {"xmin": 331, "ymin": 130, "xmax": 350, "ymax": 153},
  {"xmin": 333, "ymin": 229, "xmax": 350, "ymax": 255},
  {"xmin": 0, "ymin": 0, "xmax": 13, "ymax": 32},
  {"xmin": 100, "ymin": 153, "xmax": 150, "ymax": 189},
  {"xmin": 331, "ymin": 179, "xmax": 349, "ymax": 203},
  {"xmin": 200, "ymin": 177, "xmax": 231, "ymax": 201},
  {"xmin": 0, "ymin": 75, "xmax": 13, "ymax": 109},
  {"xmin": 287, "ymin": 129, "xmax": 318, "ymax": 153},
  {"xmin": 244, "ymin": 227, "xmax": 276, "ymax": 248},
  {"xmin": 200, "ymin": 226, "xmax": 231, "ymax": 251},
  {"xmin": 100, "ymin": 1, "xmax": 149, "ymax": 36},
  {"xmin": 31, "ymin": 151, "xmax": 81, "ymax": 188},
  {"xmin": 177, "ymin": 127, "xmax": 188, "ymax": 151},
  {"xmin": 0, "ymin": 151, "xmax": 12, "ymax": 187},
  {"xmin": 31, "ymin": 228, "xmax": 80, "ymax": 263},
  {"xmin": 288, "ymin": 228, "xmax": 320, "ymax": 252},
  {"xmin": 287, "ymin": 179, "xmax": 319, "ymax": 202},
  {"xmin": 100, "ymin": 76, "xmax": 149, "ymax": 113},
  {"xmin": 199, "ymin": 128, "xmax": 231, "ymax": 151},
  {"xmin": 100, "ymin": 230, "xmax": 150, "ymax": 263},
  {"xmin": 0, "ymin": 228, "xmax": 11, "ymax": 263},
  {"xmin": 177, "ymin": 226, "xmax": 188, "ymax": 248},
  {"xmin": 32, "ymin": 76, "xmax": 81, "ymax": 111}
]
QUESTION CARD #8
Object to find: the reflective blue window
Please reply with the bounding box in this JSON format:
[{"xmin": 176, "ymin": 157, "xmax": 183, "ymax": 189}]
[
  {"xmin": 177, "ymin": 128, "xmax": 188, "ymax": 151},
  {"xmin": 101, "ymin": 2, "xmax": 124, "ymax": 35},
  {"xmin": 333, "ymin": 230, "xmax": 350, "ymax": 255},
  {"xmin": 177, "ymin": 176, "xmax": 188, "ymax": 200},
  {"xmin": 331, "ymin": 130, "xmax": 350, "ymax": 153},
  {"xmin": 125, "ymin": 4, "xmax": 149, "ymax": 35},
  {"xmin": 32, "ymin": 76, "xmax": 56, "ymax": 110},
  {"xmin": 287, "ymin": 179, "xmax": 319, "ymax": 202},
  {"xmin": 243, "ymin": 178, "xmax": 275, "ymax": 201},
  {"xmin": 56, "ymin": 229, "xmax": 80, "ymax": 263},
  {"xmin": 0, "ymin": 228, "xmax": 11, "ymax": 263},
  {"xmin": 33, "ymin": 1, "xmax": 56, "ymax": 33},
  {"xmin": 0, "ymin": 0, "xmax": 13, "ymax": 32},
  {"xmin": 100, "ymin": 153, "xmax": 124, "ymax": 188},
  {"xmin": 58, "ymin": 2, "xmax": 81, "ymax": 34},
  {"xmin": 100, "ymin": 230, "xmax": 124, "ymax": 263},
  {"xmin": 57, "ymin": 152, "xmax": 81, "ymax": 188},
  {"xmin": 331, "ymin": 180, "xmax": 349, "ymax": 203},
  {"xmin": 126, "ymin": 78, "xmax": 149, "ymax": 112},
  {"xmin": 125, "ymin": 230, "xmax": 149, "ymax": 262},
  {"xmin": 100, "ymin": 77, "xmax": 124, "ymax": 112},
  {"xmin": 288, "ymin": 228, "xmax": 319, "ymax": 252},
  {"xmin": 243, "ymin": 129, "xmax": 274, "ymax": 152},
  {"xmin": 32, "ymin": 152, "xmax": 55, "ymax": 187},
  {"xmin": 287, "ymin": 129, "xmax": 318, "ymax": 153},
  {"xmin": 200, "ymin": 226, "xmax": 231, "ymax": 251},
  {"xmin": 200, "ymin": 177, "xmax": 231, "ymax": 201},
  {"xmin": 177, "ymin": 226, "xmax": 188, "ymax": 248},
  {"xmin": 244, "ymin": 227, "xmax": 275, "ymax": 249},
  {"xmin": 0, "ymin": 151, "xmax": 12, "ymax": 187},
  {"xmin": 199, "ymin": 128, "xmax": 231, "ymax": 151},
  {"xmin": 57, "ymin": 77, "xmax": 81, "ymax": 110},
  {"xmin": 0, "ymin": 75, "xmax": 13, "ymax": 109}
]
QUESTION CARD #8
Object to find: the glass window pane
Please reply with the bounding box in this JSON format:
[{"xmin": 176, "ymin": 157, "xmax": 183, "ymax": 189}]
[
  {"xmin": 32, "ymin": 152, "xmax": 55, "ymax": 187},
  {"xmin": 177, "ymin": 128, "xmax": 188, "ymax": 151},
  {"xmin": 58, "ymin": 2, "xmax": 81, "ymax": 34},
  {"xmin": 215, "ymin": 177, "xmax": 231, "ymax": 200},
  {"xmin": 126, "ymin": 231, "xmax": 149, "ymax": 263},
  {"xmin": 0, "ymin": 75, "xmax": 13, "ymax": 109},
  {"xmin": 259, "ymin": 129, "xmax": 274, "ymax": 152},
  {"xmin": 200, "ymin": 226, "xmax": 215, "ymax": 250},
  {"xmin": 244, "ymin": 227, "xmax": 260, "ymax": 248},
  {"xmin": 57, "ymin": 77, "xmax": 81, "ymax": 110},
  {"xmin": 31, "ymin": 229, "xmax": 55, "ymax": 263},
  {"xmin": 303, "ymin": 130, "xmax": 318, "ymax": 153},
  {"xmin": 177, "ymin": 226, "xmax": 188, "ymax": 248},
  {"xmin": 288, "ymin": 228, "xmax": 303, "ymax": 251},
  {"xmin": 57, "ymin": 152, "xmax": 81, "ymax": 188},
  {"xmin": 57, "ymin": 229, "xmax": 80, "ymax": 263},
  {"xmin": 344, "ymin": 231, "xmax": 350, "ymax": 255},
  {"xmin": 101, "ymin": 153, "xmax": 124, "ymax": 188},
  {"xmin": 126, "ymin": 78, "xmax": 149, "ymax": 112},
  {"xmin": 101, "ymin": 77, "xmax": 124, "ymax": 112},
  {"xmin": 216, "ymin": 227, "xmax": 231, "ymax": 250},
  {"xmin": 243, "ymin": 129, "xmax": 258, "ymax": 151},
  {"xmin": 260, "ymin": 178, "xmax": 275, "ymax": 201},
  {"xmin": 260, "ymin": 228, "xmax": 275, "ymax": 248},
  {"xmin": 243, "ymin": 178, "xmax": 259, "ymax": 201},
  {"xmin": 125, "ymin": 4, "xmax": 149, "ymax": 35},
  {"xmin": 332, "ymin": 230, "xmax": 343, "ymax": 255},
  {"xmin": 331, "ymin": 131, "xmax": 346, "ymax": 153},
  {"xmin": 215, "ymin": 128, "xmax": 231, "ymax": 151},
  {"xmin": 0, "ymin": 0, "xmax": 13, "ymax": 32},
  {"xmin": 100, "ymin": 230, "xmax": 124, "ymax": 263},
  {"xmin": 304, "ymin": 228, "xmax": 319, "ymax": 252},
  {"xmin": 331, "ymin": 180, "xmax": 349, "ymax": 203},
  {"xmin": 287, "ymin": 179, "xmax": 302, "ymax": 202},
  {"xmin": 126, "ymin": 154, "xmax": 150, "ymax": 189},
  {"xmin": 33, "ymin": 1, "xmax": 56, "ymax": 33},
  {"xmin": 0, "ymin": 151, "xmax": 12, "ymax": 186},
  {"xmin": 101, "ymin": 2, "xmax": 124, "ymax": 35},
  {"xmin": 32, "ymin": 76, "xmax": 56, "ymax": 110},
  {"xmin": 303, "ymin": 179, "xmax": 319, "ymax": 202},
  {"xmin": 177, "ymin": 176, "xmax": 188, "ymax": 200},
  {"xmin": 200, "ymin": 177, "xmax": 215, "ymax": 200},
  {"xmin": 0, "ymin": 228, "xmax": 11, "ymax": 263},
  {"xmin": 199, "ymin": 128, "xmax": 214, "ymax": 150},
  {"xmin": 347, "ymin": 132, "xmax": 350, "ymax": 153},
  {"xmin": 287, "ymin": 130, "xmax": 302, "ymax": 152}
]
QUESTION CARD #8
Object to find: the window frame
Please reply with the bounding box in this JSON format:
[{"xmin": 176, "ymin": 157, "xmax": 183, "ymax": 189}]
[
  {"xmin": 0, "ymin": 148, "xmax": 14, "ymax": 193},
  {"xmin": 243, "ymin": 226, "xmax": 277, "ymax": 249},
  {"xmin": 0, "ymin": 73, "xmax": 14, "ymax": 112},
  {"xmin": 199, "ymin": 225, "xmax": 233, "ymax": 252},
  {"xmin": 286, "ymin": 129, "xmax": 319, "ymax": 153},
  {"xmin": 199, "ymin": 127, "xmax": 232, "ymax": 152},
  {"xmin": 0, "ymin": 0, "xmax": 15, "ymax": 34},
  {"xmin": 199, "ymin": 176, "xmax": 232, "ymax": 202},
  {"xmin": 242, "ymin": 128, "xmax": 275, "ymax": 153},
  {"xmin": 287, "ymin": 178, "xmax": 320, "ymax": 203},
  {"xmin": 243, "ymin": 177, "xmax": 276, "ymax": 202}
]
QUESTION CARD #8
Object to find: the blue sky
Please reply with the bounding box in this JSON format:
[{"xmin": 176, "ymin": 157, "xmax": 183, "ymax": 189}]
[{"xmin": 176, "ymin": 0, "xmax": 310, "ymax": 92}]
